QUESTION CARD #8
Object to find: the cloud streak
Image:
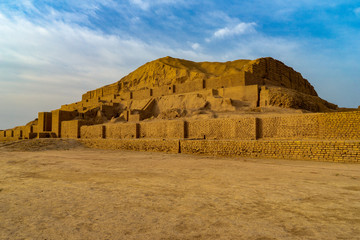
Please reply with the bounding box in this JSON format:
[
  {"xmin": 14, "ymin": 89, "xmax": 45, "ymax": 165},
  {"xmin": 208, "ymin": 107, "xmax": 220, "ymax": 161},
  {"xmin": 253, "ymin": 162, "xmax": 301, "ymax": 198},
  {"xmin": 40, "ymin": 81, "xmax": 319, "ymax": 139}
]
[
  {"xmin": 212, "ymin": 22, "xmax": 257, "ymax": 39},
  {"xmin": 129, "ymin": 0, "xmax": 186, "ymax": 10}
]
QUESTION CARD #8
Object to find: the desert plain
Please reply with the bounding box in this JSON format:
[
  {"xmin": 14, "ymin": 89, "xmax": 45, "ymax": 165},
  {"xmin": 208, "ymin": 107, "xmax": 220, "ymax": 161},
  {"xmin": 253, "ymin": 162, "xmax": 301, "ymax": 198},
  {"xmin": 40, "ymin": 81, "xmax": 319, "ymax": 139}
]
[{"xmin": 0, "ymin": 139, "xmax": 359, "ymax": 240}]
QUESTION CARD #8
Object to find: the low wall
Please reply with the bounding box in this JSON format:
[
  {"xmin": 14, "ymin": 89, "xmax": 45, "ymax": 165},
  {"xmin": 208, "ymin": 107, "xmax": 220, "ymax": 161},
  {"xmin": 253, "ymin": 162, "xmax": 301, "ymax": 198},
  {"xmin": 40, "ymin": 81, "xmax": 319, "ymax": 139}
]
[
  {"xmin": 180, "ymin": 140, "xmax": 360, "ymax": 163},
  {"xmin": 187, "ymin": 118, "xmax": 256, "ymax": 140},
  {"xmin": 79, "ymin": 139, "xmax": 360, "ymax": 163},
  {"xmin": 80, "ymin": 139, "xmax": 179, "ymax": 153},
  {"xmin": 259, "ymin": 114, "xmax": 320, "ymax": 139},
  {"xmin": 258, "ymin": 111, "xmax": 360, "ymax": 140},
  {"xmin": 105, "ymin": 123, "xmax": 139, "ymax": 139},
  {"xmin": 139, "ymin": 120, "xmax": 185, "ymax": 139},
  {"xmin": 80, "ymin": 125, "xmax": 105, "ymax": 139},
  {"xmin": 320, "ymin": 111, "xmax": 360, "ymax": 139}
]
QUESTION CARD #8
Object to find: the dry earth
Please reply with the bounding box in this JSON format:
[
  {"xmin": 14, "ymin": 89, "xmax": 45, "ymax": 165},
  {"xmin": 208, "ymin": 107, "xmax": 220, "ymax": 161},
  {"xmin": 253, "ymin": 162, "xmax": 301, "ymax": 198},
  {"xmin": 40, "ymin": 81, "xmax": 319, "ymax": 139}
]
[{"xmin": 0, "ymin": 140, "xmax": 360, "ymax": 240}]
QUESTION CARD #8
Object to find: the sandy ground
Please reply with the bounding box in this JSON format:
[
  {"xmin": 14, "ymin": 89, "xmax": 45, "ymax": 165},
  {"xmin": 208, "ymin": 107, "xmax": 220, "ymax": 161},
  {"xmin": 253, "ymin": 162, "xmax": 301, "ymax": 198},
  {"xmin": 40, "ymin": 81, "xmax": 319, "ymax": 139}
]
[{"xmin": 0, "ymin": 140, "xmax": 360, "ymax": 240}]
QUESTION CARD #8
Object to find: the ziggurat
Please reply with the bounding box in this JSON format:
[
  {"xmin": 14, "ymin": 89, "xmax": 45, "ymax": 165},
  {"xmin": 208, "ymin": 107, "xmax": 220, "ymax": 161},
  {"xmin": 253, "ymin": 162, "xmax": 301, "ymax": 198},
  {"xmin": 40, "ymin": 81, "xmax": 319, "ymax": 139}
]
[{"xmin": 1, "ymin": 57, "xmax": 359, "ymax": 162}]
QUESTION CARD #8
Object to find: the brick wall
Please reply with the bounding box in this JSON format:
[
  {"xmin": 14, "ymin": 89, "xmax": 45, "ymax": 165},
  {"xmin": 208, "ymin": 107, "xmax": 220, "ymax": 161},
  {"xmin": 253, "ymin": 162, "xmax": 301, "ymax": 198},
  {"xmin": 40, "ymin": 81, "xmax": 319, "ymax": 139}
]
[
  {"xmin": 61, "ymin": 120, "xmax": 86, "ymax": 138},
  {"xmin": 38, "ymin": 112, "xmax": 52, "ymax": 132},
  {"xmin": 139, "ymin": 120, "xmax": 185, "ymax": 139},
  {"xmin": 80, "ymin": 125, "xmax": 105, "ymax": 139},
  {"xmin": 319, "ymin": 111, "xmax": 360, "ymax": 139},
  {"xmin": 258, "ymin": 114, "xmax": 320, "ymax": 139},
  {"xmin": 258, "ymin": 111, "xmax": 360, "ymax": 140},
  {"xmin": 14, "ymin": 128, "xmax": 23, "ymax": 139},
  {"xmin": 243, "ymin": 58, "xmax": 317, "ymax": 96},
  {"xmin": 0, "ymin": 130, "xmax": 5, "ymax": 141},
  {"xmin": 80, "ymin": 139, "xmax": 179, "ymax": 153},
  {"xmin": 76, "ymin": 111, "xmax": 360, "ymax": 141},
  {"xmin": 176, "ymin": 80, "xmax": 204, "ymax": 94},
  {"xmin": 6, "ymin": 130, "xmax": 13, "ymax": 138},
  {"xmin": 218, "ymin": 85, "xmax": 259, "ymax": 107},
  {"xmin": 180, "ymin": 140, "xmax": 360, "ymax": 163},
  {"xmin": 102, "ymin": 83, "xmax": 119, "ymax": 96},
  {"xmin": 78, "ymin": 138, "xmax": 360, "ymax": 163},
  {"xmin": 152, "ymin": 85, "xmax": 172, "ymax": 97},
  {"xmin": 106, "ymin": 123, "xmax": 139, "ymax": 139},
  {"xmin": 187, "ymin": 118, "xmax": 256, "ymax": 140},
  {"xmin": 23, "ymin": 125, "xmax": 36, "ymax": 139},
  {"xmin": 52, "ymin": 110, "xmax": 77, "ymax": 137},
  {"xmin": 132, "ymin": 89, "xmax": 152, "ymax": 100}
]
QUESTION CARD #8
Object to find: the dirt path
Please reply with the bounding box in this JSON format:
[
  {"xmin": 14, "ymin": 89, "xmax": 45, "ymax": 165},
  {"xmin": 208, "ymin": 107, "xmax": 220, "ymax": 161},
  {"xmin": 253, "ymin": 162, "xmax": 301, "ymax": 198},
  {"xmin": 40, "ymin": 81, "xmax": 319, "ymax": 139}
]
[{"xmin": 0, "ymin": 145, "xmax": 359, "ymax": 239}]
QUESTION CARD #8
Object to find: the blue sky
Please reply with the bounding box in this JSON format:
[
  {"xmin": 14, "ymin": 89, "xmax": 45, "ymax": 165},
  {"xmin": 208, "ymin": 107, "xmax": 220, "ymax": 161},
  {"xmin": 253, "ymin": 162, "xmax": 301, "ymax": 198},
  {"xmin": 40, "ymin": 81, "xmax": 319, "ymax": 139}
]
[{"xmin": 1, "ymin": 0, "xmax": 360, "ymax": 129}]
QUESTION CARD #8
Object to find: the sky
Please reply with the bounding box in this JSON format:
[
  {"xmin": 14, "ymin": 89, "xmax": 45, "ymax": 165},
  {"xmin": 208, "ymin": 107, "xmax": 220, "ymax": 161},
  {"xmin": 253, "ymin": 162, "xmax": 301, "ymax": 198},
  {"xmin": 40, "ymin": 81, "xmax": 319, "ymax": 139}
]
[{"xmin": 1, "ymin": 0, "xmax": 360, "ymax": 129}]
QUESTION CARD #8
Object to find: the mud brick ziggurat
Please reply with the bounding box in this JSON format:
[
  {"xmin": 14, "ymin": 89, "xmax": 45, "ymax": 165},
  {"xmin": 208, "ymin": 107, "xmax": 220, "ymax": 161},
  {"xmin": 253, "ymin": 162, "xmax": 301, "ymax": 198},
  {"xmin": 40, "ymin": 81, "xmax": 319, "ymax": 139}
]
[{"xmin": 1, "ymin": 56, "xmax": 359, "ymax": 162}]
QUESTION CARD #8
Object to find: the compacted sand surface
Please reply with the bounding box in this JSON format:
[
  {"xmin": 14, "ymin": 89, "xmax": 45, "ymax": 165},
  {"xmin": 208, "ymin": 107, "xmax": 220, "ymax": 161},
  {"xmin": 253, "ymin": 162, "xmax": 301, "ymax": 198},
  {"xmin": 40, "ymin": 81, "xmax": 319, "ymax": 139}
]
[{"xmin": 0, "ymin": 140, "xmax": 360, "ymax": 239}]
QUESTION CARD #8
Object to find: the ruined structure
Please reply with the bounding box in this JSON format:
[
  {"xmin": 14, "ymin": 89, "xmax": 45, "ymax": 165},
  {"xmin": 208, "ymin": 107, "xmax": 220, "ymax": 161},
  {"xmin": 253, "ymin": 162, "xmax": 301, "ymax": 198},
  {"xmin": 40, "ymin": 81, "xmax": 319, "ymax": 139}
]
[{"xmin": 1, "ymin": 57, "xmax": 359, "ymax": 162}]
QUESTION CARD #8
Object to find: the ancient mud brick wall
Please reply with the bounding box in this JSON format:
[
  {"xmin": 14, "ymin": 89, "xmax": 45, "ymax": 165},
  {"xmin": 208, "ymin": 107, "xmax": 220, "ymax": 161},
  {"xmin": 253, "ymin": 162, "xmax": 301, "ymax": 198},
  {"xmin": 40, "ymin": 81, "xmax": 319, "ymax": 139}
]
[
  {"xmin": 132, "ymin": 89, "xmax": 152, "ymax": 100},
  {"xmin": 205, "ymin": 73, "xmax": 245, "ymax": 89},
  {"xmin": 80, "ymin": 139, "xmax": 179, "ymax": 153},
  {"xmin": 79, "ymin": 138, "xmax": 360, "ymax": 163},
  {"xmin": 258, "ymin": 114, "xmax": 320, "ymax": 139},
  {"xmin": 100, "ymin": 94, "xmax": 119, "ymax": 102},
  {"xmin": 23, "ymin": 125, "xmax": 36, "ymax": 139},
  {"xmin": 176, "ymin": 80, "xmax": 204, "ymax": 94},
  {"xmin": 119, "ymin": 91, "xmax": 132, "ymax": 100},
  {"xmin": 258, "ymin": 111, "xmax": 360, "ymax": 140},
  {"xmin": 244, "ymin": 58, "xmax": 317, "ymax": 96},
  {"xmin": 80, "ymin": 125, "xmax": 105, "ymax": 139},
  {"xmin": 102, "ymin": 83, "xmax": 119, "ymax": 96},
  {"xmin": 38, "ymin": 112, "xmax": 53, "ymax": 132},
  {"xmin": 52, "ymin": 110, "xmax": 77, "ymax": 137},
  {"xmin": 61, "ymin": 102, "xmax": 84, "ymax": 112},
  {"xmin": 105, "ymin": 123, "xmax": 139, "ymax": 139},
  {"xmin": 81, "ymin": 99, "xmax": 102, "ymax": 111},
  {"xmin": 152, "ymin": 85, "xmax": 174, "ymax": 97},
  {"xmin": 259, "ymin": 86, "xmax": 270, "ymax": 107},
  {"xmin": 5, "ymin": 130, "xmax": 14, "ymax": 138},
  {"xmin": 0, "ymin": 130, "xmax": 5, "ymax": 141},
  {"xmin": 61, "ymin": 120, "xmax": 86, "ymax": 139},
  {"xmin": 180, "ymin": 140, "xmax": 360, "ymax": 163},
  {"xmin": 319, "ymin": 111, "xmax": 360, "ymax": 139},
  {"xmin": 14, "ymin": 128, "xmax": 23, "ymax": 139},
  {"xmin": 218, "ymin": 85, "xmax": 259, "ymax": 106},
  {"xmin": 187, "ymin": 118, "xmax": 256, "ymax": 140},
  {"xmin": 139, "ymin": 120, "xmax": 185, "ymax": 139},
  {"xmin": 244, "ymin": 59, "xmax": 267, "ymax": 86},
  {"xmin": 82, "ymin": 92, "xmax": 91, "ymax": 101}
]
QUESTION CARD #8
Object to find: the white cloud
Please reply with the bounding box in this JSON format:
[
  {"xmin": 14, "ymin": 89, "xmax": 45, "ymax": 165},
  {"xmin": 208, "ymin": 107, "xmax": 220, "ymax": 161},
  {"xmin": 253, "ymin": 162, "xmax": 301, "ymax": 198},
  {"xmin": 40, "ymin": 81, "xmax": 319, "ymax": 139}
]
[
  {"xmin": 214, "ymin": 22, "xmax": 256, "ymax": 38},
  {"xmin": 191, "ymin": 43, "xmax": 201, "ymax": 50},
  {"xmin": 207, "ymin": 22, "xmax": 257, "ymax": 42}
]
